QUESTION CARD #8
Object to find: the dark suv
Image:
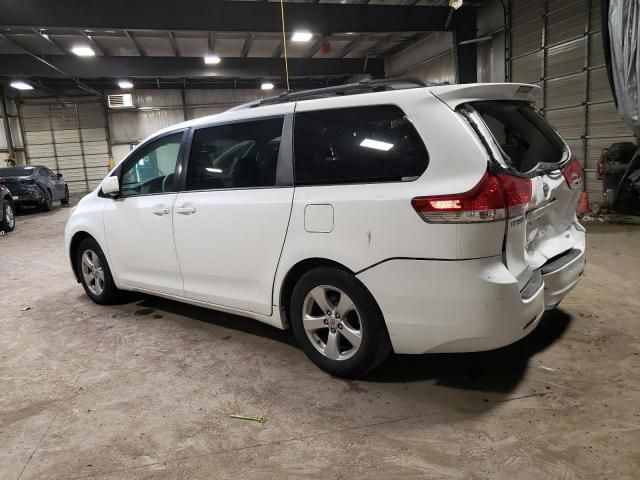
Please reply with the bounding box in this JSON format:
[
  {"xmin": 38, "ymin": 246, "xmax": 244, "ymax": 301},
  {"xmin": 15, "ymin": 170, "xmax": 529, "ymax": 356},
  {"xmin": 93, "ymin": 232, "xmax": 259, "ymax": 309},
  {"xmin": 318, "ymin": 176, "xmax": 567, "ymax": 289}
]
[
  {"xmin": 0, "ymin": 184, "xmax": 15, "ymax": 233},
  {"xmin": 0, "ymin": 165, "xmax": 69, "ymax": 211}
]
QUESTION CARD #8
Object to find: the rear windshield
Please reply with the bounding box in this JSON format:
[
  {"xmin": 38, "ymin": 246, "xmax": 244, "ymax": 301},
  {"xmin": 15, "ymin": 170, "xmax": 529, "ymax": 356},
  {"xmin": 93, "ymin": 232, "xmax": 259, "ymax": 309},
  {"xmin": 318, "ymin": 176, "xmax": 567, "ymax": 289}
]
[
  {"xmin": 0, "ymin": 167, "xmax": 35, "ymax": 177},
  {"xmin": 473, "ymin": 101, "xmax": 567, "ymax": 173}
]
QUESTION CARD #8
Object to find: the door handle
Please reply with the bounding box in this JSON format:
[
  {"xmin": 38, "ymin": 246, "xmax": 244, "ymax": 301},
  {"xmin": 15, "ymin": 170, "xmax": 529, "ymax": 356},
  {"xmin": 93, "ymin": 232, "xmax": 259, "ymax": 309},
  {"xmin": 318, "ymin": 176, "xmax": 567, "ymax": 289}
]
[
  {"xmin": 176, "ymin": 206, "xmax": 196, "ymax": 215},
  {"xmin": 152, "ymin": 206, "xmax": 170, "ymax": 216}
]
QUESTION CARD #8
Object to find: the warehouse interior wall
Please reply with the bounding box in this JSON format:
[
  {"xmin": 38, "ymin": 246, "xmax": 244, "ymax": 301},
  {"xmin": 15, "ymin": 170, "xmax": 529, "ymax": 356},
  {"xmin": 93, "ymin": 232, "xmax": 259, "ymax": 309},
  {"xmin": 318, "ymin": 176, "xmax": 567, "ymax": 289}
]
[{"xmin": 510, "ymin": 0, "xmax": 635, "ymax": 206}]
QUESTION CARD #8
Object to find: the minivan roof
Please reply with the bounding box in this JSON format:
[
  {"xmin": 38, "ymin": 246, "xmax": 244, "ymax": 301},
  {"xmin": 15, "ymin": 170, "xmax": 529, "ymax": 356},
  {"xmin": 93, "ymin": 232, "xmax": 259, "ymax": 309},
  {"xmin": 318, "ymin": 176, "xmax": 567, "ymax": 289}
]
[{"xmin": 146, "ymin": 80, "xmax": 539, "ymax": 146}]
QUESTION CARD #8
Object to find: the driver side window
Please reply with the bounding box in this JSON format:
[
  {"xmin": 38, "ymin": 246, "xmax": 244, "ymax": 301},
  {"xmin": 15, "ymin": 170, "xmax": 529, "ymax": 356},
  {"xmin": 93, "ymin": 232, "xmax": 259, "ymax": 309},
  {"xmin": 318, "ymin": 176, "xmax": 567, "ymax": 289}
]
[{"xmin": 120, "ymin": 132, "xmax": 183, "ymax": 197}]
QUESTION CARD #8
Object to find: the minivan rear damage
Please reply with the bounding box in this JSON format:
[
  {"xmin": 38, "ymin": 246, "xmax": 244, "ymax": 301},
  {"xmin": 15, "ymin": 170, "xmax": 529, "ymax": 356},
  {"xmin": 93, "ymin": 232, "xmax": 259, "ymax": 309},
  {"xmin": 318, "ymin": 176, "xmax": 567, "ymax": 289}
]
[{"xmin": 449, "ymin": 93, "xmax": 586, "ymax": 304}]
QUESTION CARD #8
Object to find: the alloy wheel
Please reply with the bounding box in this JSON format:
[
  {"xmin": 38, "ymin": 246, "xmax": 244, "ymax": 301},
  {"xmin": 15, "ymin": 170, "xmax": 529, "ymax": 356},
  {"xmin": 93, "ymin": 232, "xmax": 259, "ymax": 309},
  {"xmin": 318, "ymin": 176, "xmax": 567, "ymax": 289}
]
[
  {"xmin": 5, "ymin": 203, "xmax": 14, "ymax": 229},
  {"xmin": 81, "ymin": 249, "xmax": 105, "ymax": 296},
  {"xmin": 302, "ymin": 285, "xmax": 363, "ymax": 361}
]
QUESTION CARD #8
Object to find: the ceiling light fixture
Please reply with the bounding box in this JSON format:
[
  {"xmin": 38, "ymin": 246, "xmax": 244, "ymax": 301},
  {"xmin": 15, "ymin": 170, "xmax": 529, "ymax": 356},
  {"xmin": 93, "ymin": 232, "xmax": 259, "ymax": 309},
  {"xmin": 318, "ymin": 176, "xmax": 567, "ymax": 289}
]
[
  {"xmin": 10, "ymin": 80, "xmax": 34, "ymax": 91},
  {"xmin": 71, "ymin": 45, "xmax": 95, "ymax": 56},
  {"xmin": 292, "ymin": 31, "xmax": 313, "ymax": 42},
  {"xmin": 204, "ymin": 55, "xmax": 221, "ymax": 65},
  {"xmin": 261, "ymin": 82, "xmax": 274, "ymax": 90},
  {"xmin": 118, "ymin": 80, "xmax": 134, "ymax": 89},
  {"xmin": 360, "ymin": 138, "xmax": 394, "ymax": 151}
]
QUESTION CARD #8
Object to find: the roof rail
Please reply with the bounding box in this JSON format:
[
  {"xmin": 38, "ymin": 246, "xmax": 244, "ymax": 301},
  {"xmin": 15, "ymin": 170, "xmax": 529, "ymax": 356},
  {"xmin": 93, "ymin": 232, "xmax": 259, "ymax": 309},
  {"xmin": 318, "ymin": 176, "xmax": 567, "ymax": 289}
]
[{"xmin": 229, "ymin": 77, "xmax": 444, "ymax": 111}]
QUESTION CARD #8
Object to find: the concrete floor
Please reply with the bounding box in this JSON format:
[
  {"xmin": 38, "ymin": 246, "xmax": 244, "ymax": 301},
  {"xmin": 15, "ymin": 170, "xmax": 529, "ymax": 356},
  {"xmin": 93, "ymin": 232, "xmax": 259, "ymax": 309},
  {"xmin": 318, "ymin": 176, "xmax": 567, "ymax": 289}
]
[{"xmin": 0, "ymin": 203, "xmax": 639, "ymax": 480}]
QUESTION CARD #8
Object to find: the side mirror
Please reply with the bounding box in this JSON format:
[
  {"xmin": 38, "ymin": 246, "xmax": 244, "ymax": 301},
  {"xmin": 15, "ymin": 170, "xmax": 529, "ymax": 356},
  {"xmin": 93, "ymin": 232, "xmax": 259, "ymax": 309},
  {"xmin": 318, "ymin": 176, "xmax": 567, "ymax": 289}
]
[
  {"xmin": 101, "ymin": 176, "xmax": 120, "ymax": 197},
  {"xmin": 56, "ymin": 173, "xmax": 63, "ymax": 179}
]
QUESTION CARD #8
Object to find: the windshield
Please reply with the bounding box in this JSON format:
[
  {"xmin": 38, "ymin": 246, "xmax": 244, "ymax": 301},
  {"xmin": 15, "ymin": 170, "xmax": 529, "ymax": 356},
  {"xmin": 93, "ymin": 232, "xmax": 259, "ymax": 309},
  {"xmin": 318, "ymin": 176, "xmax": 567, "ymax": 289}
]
[{"xmin": 0, "ymin": 167, "xmax": 35, "ymax": 177}]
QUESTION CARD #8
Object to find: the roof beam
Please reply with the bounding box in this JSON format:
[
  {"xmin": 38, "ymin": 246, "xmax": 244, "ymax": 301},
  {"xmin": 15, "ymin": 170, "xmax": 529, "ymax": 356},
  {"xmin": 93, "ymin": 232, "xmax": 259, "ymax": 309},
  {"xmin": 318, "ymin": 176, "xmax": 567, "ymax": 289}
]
[
  {"xmin": 0, "ymin": 54, "xmax": 385, "ymax": 79},
  {"xmin": 0, "ymin": 36, "xmax": 102, "ymax": 96},
  {"xmin": 0, "ymin": 1, "xmax": 457, "ymax": 33},
  {"xmin": 334, "ymin": 34, "xmax": 370, "ymax": 58},
  {"xmin": 32, "ymin": 28, "xmax": 66, "ymax": 54},
  {"xmin": 124, "ymin": 30, "xmax": 145, "ymax": 56},
  {"xmin": 240, "ymin": 33, "xmax": 254, "ymax": 58},
  {"xmin": 78, "ymin": 30, "xmax": 105, "ymax": 56},
  {"xmin": 167, "ymin": 31, "xmax": 180, "ymax": 56},
  {"xmin": 303, "ymin": 35, "xmax": 328, "ymax": 58},
  {"xmin": 271, "ymin": 40, "xmax": 284, "ymax": 58}
]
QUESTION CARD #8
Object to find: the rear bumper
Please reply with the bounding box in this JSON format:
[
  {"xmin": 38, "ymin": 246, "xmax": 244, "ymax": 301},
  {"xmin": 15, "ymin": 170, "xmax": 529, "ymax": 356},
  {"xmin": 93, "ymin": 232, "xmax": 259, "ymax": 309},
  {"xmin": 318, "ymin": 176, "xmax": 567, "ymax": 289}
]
[
  {"xmin": 357, "ymin": 257, "xmax": 546, "ymax": 354},
  {"xmin": 541, "ymin": 247, "xmax": 586, "ymax": 309},
  {"xmin": 7, "ymin": 185, "xmax": 45, "ymax": 205}
]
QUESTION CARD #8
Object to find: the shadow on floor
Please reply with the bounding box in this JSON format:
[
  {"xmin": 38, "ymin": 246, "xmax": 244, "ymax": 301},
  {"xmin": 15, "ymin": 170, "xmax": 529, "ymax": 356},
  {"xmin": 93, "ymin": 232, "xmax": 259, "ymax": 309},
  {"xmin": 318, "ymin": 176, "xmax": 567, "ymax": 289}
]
[
  {"xmin": 365, "ymin": 309, "xmax": 572, "ymax": 393},
  {"xmin": 133, "ymin": 295, "xmax": 571, "ymax": 395}
]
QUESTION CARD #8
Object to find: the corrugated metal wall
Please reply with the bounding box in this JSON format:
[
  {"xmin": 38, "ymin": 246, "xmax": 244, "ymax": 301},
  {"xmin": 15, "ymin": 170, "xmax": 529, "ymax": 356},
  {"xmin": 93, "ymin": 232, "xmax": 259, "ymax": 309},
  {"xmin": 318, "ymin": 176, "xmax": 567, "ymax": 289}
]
[
  {"xmin": 385, "ymin": 32, "xmax": 455, "ymax": 84},
  {"xmin": 510, "ymin": 0, "xmax": 635, "ymax": 204},
  {"xmin": 19, "ymin": 102, "xmax": 110, "ymax": 193},
  {"xmin": 107, "ymin": 88, "xmax": 283, "ymax": 163}
]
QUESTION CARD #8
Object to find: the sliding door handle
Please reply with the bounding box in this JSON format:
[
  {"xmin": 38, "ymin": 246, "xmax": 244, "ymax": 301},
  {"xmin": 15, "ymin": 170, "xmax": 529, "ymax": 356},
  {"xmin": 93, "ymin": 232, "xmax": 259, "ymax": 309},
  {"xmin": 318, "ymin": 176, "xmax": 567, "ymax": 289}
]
[
  {"xmin": 152, "ymin": 206, "xmax": 170, "ymax": 216},
  {"xmin": 176, "ymin": 206, "xmax": 196, "ymax": 215}
]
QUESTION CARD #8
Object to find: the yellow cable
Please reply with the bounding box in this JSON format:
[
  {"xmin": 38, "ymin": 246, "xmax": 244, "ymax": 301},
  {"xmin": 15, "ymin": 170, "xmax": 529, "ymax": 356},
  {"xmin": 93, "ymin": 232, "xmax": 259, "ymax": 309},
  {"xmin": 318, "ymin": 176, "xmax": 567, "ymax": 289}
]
[{"xmin": 279, "ymin": 0, "xmax": 291, "ymax": 91}]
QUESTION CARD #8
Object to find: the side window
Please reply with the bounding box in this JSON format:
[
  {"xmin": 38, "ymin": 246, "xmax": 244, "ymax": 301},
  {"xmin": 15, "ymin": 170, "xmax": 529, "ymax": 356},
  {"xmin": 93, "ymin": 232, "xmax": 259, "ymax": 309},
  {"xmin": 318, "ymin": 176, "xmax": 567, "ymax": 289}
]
[
  {"xmin": 294, "ymin": 105, "xmax": 428, "ymax": 185},
  {"xmin": 185, "ymin": 118, "xmax": 283, "ymax": 191},
  {"xmin": 120, "ymin": 132, "xmax": 183, "ymax": 197},
  {"xmin": 40, "ymin": 167, "xmax": 54, "ymax": 178}
]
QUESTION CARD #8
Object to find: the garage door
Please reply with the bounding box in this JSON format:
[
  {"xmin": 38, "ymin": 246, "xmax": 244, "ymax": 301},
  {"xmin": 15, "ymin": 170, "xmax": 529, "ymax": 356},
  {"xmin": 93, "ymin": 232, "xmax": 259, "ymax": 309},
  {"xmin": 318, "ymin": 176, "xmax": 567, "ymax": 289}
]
[
  {"xmin": 510, "ymin": 0, "xmax": 635, "ymax": 206},
  {"xmin": 20, "ymin": 102, "xmax": 110, "ymax": 194}
]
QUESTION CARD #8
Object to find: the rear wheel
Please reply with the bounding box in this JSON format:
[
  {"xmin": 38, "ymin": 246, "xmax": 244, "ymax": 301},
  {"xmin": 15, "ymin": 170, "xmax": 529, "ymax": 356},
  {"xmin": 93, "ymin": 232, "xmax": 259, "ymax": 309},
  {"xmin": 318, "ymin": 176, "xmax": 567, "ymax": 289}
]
[
  {"xmin": 61, "ymin": 186, "xmax": 69, "ymax": 205},
  {"xmin": 1, "ymin": 200, "xmax": 15, "ymax": 232},
  {"xmin": 290, "ymin": 267, "xmax": 391, "ymax": 378},
  {"xmin": 76, "ymin": 237, "xmax": 124, "ymax": 304},
  {"xmin": 42, "ymin": 189, "xmax": 53, "ymax": 211}
]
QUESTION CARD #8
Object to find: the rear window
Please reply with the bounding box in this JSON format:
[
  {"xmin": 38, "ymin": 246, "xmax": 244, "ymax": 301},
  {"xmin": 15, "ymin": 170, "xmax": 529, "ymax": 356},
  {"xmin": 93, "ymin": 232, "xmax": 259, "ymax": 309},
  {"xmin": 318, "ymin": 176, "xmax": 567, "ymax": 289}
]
[
  {"xmin": 0, "ymin": 167, "xmax": 34, "ymax": 177},
  {"xmin": 473, "ymin": 101, "xmax": 567, "ymax": 173},
  {"xmin": 293, "ymin": 105, "xmax": 428, "ymax": 185}
]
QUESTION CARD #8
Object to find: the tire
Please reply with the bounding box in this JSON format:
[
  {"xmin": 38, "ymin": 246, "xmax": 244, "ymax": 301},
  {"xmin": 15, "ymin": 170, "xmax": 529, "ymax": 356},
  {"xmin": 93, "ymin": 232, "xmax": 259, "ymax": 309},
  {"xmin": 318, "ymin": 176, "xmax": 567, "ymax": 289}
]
[
  {"xmin": 61, "ymin": 186, "xmax": 69, "ymax": 205},
  {"xmin": 290, "ymin": 267, "xmax": 391, "ymax": 378},
  {"xmin": 1, "ymin": 200, "xmax": 15, "ymax": 233},
  {"xmin": 75, "ymin": 237, "xmax": 124, "ymax": 304},
  {"xmin": 42, "ymin": 189, "xmax": 53, "ymax": 211}
]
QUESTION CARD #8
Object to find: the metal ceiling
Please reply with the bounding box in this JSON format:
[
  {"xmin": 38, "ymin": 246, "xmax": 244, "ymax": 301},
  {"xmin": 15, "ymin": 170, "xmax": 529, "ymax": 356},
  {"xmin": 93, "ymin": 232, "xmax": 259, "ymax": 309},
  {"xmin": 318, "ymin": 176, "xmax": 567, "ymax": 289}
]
[{"xmin": 0, "ymin": 0, "xmax": 478, "ymax": 94}]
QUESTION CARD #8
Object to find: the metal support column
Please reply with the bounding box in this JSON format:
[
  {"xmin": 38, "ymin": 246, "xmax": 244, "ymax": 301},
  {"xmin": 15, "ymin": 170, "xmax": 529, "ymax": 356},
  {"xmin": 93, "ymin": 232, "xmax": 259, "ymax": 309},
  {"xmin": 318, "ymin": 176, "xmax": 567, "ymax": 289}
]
[
  {"xmin": 0, "ymin": 87, "xmax": 15, "ymax": 160},
  {"xmin": 453, "ymin": 8, "xmax": 478, "ymax": 84}
]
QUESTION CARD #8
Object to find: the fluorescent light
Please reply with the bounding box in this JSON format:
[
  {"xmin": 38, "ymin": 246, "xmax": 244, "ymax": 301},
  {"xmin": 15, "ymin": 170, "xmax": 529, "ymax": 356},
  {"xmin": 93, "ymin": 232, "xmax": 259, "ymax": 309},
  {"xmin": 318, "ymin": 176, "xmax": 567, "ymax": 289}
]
[
  {"xmin": 360, "ymin": 138, "xmax": 394, "ymax": 152},
  {"xmin": 204, "ymin": 55, "xmax": 221, "ymax": 65},
  {"xmin": 291, "ymin": 31, "xmax": 313, "ymax": 42},
  {"xmin": 261, "ymin": 82, "xmax": 274, "ymax": 90},
  {"xmin": 71, "ymin": 46, "xmax": 95, "ymax": 56},
  {"xmin": 118, "ymin": 80, "xmax": 133, "ymax": 89},
  {"xmin": 10, "ymin": 80, "xmax": 33, "ymax": 91},
  {"xmin": 206, "ymin": 167, "xmax": 223, "ymax": 173},
  {"xmin": 41, "ymin": 32, "xmax": 50, "ymax": 40}
]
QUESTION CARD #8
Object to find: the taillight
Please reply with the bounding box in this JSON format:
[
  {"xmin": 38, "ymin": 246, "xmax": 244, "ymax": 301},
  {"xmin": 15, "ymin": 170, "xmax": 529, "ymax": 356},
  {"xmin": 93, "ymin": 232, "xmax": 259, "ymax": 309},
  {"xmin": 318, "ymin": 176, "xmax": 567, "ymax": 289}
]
[
  {"xmin": 562, "ymin": 155, "xmax": 583, "ymax": 189},
  {"xmin": 411, "ymin": 173, "xmax": 531, "ymax": 223}
]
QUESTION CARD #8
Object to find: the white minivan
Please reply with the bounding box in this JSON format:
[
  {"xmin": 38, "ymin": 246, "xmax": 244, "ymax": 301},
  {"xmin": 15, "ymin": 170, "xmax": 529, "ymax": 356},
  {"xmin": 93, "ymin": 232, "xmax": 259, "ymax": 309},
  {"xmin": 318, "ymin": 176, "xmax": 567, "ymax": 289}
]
[{"xmin": 65, "ymin": 79, "xmax": 586, "ymax": 378}]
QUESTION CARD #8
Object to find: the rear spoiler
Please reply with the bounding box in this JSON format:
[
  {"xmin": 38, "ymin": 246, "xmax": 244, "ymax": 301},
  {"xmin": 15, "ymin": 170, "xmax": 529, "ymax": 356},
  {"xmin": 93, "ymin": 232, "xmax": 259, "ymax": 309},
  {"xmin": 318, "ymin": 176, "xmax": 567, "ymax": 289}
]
[{"xmin": 428, "ymin": 83, "xmax": 541, "ymax": 110}]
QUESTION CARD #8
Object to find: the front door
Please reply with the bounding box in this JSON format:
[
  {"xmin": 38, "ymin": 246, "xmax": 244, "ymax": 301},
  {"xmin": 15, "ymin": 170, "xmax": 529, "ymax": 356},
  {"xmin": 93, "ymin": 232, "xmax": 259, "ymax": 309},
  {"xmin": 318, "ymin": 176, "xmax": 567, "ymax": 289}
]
[
  {"xmin": 103, "ymin": 131, "xmax": 186, "ymax": 297},
  {"xmin": 173, "ymin": 113, "xmax": 293, "ymax": 315}
]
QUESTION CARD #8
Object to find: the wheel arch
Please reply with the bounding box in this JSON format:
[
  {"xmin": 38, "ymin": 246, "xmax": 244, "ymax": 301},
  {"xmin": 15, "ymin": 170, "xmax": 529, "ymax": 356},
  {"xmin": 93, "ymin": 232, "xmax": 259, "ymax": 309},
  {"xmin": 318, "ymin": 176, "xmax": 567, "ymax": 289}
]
[
  {"xmin": 69, "ymin": 231, "xmax": 95, "ymax": 282},
  {"xmin": 278, "ymin": 257, "xmax": 354, "ymax": 329}
]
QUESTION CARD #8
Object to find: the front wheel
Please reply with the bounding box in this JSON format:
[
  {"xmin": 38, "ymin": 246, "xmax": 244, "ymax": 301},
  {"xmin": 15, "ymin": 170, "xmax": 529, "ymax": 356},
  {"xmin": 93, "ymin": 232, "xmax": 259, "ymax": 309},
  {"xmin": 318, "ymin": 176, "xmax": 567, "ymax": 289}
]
[
  {"xmin": 290, "ymin": 267, "xmax": 391, "ymax": 378},
  {"xmin": 76, "ymin": 237, "xmax": 124, "ymax": 304},
  {"xmin": 1, "ymin": 200, "xmax": 15, "ymax": 233}
]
